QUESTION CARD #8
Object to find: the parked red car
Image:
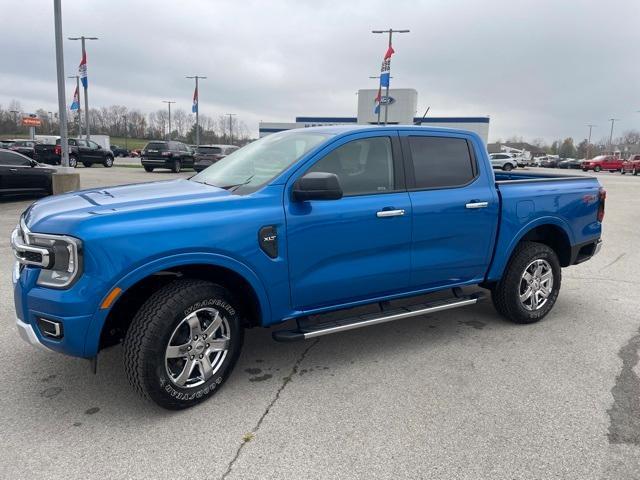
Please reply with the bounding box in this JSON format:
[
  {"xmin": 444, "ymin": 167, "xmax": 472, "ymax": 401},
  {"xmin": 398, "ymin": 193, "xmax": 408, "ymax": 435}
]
[
  {"xmin": 582, "ymin": 155, "xmax": 623, "ymax": 173},
  {"xmin": 622, "ymin": 154, "xmax": 640, "ymax": 176}
]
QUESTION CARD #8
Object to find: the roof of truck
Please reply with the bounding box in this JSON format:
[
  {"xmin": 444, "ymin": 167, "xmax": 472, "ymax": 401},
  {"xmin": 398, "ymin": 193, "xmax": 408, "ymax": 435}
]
[{"xmin": 285, "ymin": 124, "xmax": 480, "ymax": 138}]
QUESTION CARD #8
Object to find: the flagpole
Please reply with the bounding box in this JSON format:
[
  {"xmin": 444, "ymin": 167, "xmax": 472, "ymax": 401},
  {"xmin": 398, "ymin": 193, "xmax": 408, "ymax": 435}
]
[
  {"xmin": 372, "ymin": 28, "xmax": 409, "ymax": 125},
  {"xmin": 69, "ymin": 35, "xmax": 98, "ymax": 140},
  {"xmin": 186, "ymin": 75, "xmax": 207, "ymax": 148}
]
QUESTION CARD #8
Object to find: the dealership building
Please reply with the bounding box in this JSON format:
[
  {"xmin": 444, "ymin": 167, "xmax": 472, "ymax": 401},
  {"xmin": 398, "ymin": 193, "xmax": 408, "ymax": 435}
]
[{"xmin": 258, "ymin": 88, "xmax": 490, "ymax": 143}]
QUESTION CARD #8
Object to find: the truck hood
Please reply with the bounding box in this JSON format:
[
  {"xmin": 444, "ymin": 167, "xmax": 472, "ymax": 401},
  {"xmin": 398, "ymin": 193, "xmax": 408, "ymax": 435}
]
[{"xmin": 23, "ymin": 179, "xmax": 231, "ymax": 233}]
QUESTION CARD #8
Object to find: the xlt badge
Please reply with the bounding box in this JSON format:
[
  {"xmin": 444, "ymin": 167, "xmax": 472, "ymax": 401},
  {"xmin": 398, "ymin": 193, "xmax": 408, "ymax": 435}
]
[{"xmin": 258, "ymin": 226, "xmax": 278, "ymax": 259}]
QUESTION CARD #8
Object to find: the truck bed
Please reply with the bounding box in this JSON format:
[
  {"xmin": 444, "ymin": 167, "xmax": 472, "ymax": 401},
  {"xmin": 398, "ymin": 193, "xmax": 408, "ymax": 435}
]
[{"xmin": 488, "ymin": 169, "xmax": 602, "ymax": 281}]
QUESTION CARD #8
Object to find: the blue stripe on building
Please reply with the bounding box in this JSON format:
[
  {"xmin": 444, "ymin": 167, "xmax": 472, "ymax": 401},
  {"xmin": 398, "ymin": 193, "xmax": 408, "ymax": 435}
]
[
  {"xmin": 412, "ymin": 117, "xmax": 490, "ymax": 123},
  {"xmin": 295, "ymin": 117, "xmax": 358, "ymax": 123}
]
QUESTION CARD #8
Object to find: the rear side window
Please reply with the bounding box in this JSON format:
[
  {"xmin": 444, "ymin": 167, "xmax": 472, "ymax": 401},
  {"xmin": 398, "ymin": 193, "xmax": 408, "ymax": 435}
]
[{"xmin": 408, "ymin": 137, "xmax": 476, "ymax": 189}]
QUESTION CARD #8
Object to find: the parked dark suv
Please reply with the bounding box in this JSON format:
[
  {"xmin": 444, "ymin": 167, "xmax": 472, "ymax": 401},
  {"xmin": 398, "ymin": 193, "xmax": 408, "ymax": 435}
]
[
  {"xmin": 141, "ymin": 141, "xmax": 194, "ymax": 173},
  {"xmin": 193, "ymin": 144, "xmax": 239, "ymax": 172},
  {"xmin": 34, "ymin": 138, "xmax": 115, "ymax": 168}
]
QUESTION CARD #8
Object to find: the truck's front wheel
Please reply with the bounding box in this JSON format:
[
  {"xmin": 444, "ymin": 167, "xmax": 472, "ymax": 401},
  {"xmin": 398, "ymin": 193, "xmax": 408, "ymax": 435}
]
[
  {"xmin": 123, "ymin": 279, "xmax": 244, "ymax": 410},
  {"xmin": 491, "ymin": 241, "xmax": 561, "ymax": 324}
]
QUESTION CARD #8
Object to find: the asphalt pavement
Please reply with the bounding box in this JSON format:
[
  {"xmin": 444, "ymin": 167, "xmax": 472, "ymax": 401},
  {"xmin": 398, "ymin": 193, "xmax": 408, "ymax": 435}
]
[{"xmin": 1, "ymin": 167, "xmax": 639, "ymax": 479}]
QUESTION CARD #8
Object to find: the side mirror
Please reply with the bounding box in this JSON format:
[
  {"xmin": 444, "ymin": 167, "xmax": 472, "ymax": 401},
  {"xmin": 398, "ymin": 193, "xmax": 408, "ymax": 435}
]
[
  {"xmin": 30, "ymin": 159, "xmax": 37, "ymax": 167},
  {"xmin": 97, "ymin": 145, "xmax": 102, "ymax": 150},
  {"xmin": 293, "ymin": 172, "xmax": 343, "ymax": 201}
]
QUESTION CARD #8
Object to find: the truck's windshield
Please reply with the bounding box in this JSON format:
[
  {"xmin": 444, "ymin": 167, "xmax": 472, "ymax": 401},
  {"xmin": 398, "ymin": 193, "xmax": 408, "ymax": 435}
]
[{"xmin": 190, "ymin": 130, "xmax": 332, "ymax": 194}]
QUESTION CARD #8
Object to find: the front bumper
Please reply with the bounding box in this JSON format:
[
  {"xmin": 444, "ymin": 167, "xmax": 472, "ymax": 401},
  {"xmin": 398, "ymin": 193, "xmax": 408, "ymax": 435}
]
[
  {"xmin": 16, "ymin": 316, "xmax": 49, "ymax": 352},
  {"xmin": 13, "ymin": 262, "xmax": 107, "ymax": 358}
]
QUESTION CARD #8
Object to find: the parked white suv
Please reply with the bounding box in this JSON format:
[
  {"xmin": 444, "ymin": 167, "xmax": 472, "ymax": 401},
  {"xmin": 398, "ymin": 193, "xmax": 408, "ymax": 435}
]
[{"xmin": 489, "ymin": 153, "xmax": 518, "ymax": 171}]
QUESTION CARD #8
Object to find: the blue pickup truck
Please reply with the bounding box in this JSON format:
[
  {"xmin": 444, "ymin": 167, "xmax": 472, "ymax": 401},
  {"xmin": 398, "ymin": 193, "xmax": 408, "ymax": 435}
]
[{"xmin": 11, "ymin": 126, "xmax": 604, "ymax": 409}]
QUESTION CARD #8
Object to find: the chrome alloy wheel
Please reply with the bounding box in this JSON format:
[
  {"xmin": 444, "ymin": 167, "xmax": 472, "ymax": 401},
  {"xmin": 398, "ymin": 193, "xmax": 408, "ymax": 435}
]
[
  {"xmin": 519, "ymin": 259, "xmax": 554, "ymax": 311},
  {"xmin": 164, "ymin": 307, "xmax": 230, "ymax": 388}
]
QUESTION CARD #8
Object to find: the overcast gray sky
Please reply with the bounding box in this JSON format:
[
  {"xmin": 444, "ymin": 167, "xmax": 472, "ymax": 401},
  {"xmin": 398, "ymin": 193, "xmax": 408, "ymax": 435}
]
[{"xmin": 1, "ymin": 0, "xmax": 639, "ymax": 142}]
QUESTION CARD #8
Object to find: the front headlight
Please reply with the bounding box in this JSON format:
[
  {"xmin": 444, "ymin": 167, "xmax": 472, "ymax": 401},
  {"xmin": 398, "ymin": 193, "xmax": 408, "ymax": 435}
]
[
  {"xmin": 12, "ymin": 219, "xmax": 82, "ymax": 289},
  {"xmin": 30, "ymin": 233, "xmax": 82, "ymax": 288}
]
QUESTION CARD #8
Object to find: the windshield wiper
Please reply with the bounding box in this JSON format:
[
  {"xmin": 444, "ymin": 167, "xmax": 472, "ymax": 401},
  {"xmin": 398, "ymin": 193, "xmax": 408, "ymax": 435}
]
[{"xmin": 222, "ymin": 175, "xmax": 255, "ymax": 192}]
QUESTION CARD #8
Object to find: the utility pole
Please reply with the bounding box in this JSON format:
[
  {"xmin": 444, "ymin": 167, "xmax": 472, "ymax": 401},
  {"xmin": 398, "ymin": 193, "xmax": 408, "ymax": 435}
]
[
  {"xmin": 68, "ymin": 74, "xmax": 81, "ymax": 136},
  {"xmin": 162, "ymin": 101, "xmax": 175, "ymax": 140},
  {"xmin": 54, "ymin": 0, "xmax": 70, "ymax": 168},
  {"xmin": 68, "ymin": 35, "xmax": 98, "ymax": 140},
  {"xmin": 10, "ymin": 110, "xmax": 19, "ymax": 132},
  {"xmin": 122, "ymin": 114, "xmax": 128, "ymax": 150},
  {"xmin": 225, "ymin": 113, "xmax": 236, "ymax": 144},
  {"xmin": 186, "ymin": 75, "xmax": 206, "ymax": 147},
  {"xmin": 609, "ymin": 118, "xmax": 619, "ymax": 150},
  {"xmin": 369, "ymin": 75, "xmax": 392, "ymax": 125},
  {"xmin": 586, "ymin": 124, "xmax": 596, "ymax": 159},
  {"xmin": 372, "ymin": 28, "xmax": 409, "ymax": 125}
]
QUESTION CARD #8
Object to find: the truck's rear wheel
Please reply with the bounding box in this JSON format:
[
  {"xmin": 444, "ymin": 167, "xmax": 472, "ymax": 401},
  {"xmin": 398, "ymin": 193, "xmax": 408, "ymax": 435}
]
[
  {"xmin": 503, "ymin": 163, "xmax": 513, "ymax": 171},
  {"xmin": 491, "ymin": 241, "xmax": 561, "ymax": 324},
  {"xmin": 68, "ymin": 156, "xmax": 77, "ymax": 168},
  {"xmin": 123, "ymin": 279, "xmax": 243, "ymax": 410}
]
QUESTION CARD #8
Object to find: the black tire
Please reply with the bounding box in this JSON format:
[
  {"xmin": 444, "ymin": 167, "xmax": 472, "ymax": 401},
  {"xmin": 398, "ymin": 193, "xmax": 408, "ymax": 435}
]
[
  {"xmin": 68, "ymin": 156, "xmax": 78, "ymax": 168},
  {"xmin": 82, "ymin": 161, "xmax": 91, "ymax": 168},
  {"xmin": 172, "ymin": 159, "xmax": 182, "ymax": 173},
  {"xmin": 503, "ymin": 163, "xmax": 513, "ymax": 171},
  {"xmin": 104, "ymin": 156, "xmax": 114, "ymax": 168},
  {"xmin": 123, "ymin": 279, "xmax": 244, "ymax": 410},
  {"xmin": 491, "ymin": 241, "xmax": 561, "ymax": 324},
  {"xmin": 594, "ymin": 166, "xmax": 601, "ymax": 172},
  {"xmin": 143, "ymin": 165, "xmax": 154, "ymax": 172}
]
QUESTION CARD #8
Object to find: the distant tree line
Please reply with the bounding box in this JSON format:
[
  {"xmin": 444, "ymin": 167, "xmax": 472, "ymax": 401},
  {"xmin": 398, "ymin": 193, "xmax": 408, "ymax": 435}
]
[
  {"xmin": 0, "ymin": 100, "xmax": 254, "ymax": 146},
  {"xmin": 495, "ymin": 130, "xmax": 640, "ymax": 159}
]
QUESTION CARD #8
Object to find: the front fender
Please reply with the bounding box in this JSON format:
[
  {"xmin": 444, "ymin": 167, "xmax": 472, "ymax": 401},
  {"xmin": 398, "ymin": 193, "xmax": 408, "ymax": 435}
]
[
  {"xmin": 83, "ymin": 252, "xmax": 272, "ymax": 357},
  {"xmin": 487, "ymin": 215, "xmax": 574, "ymax": 281}
]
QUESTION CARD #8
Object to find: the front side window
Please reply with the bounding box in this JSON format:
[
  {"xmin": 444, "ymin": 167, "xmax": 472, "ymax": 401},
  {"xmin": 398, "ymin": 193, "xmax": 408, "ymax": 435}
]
[
  {"xmin": 88, "ymin": 141, "xmax": 100, "ymax": 149},
  {"xmin": 308, "ymin": 137, "xmax": 394, "ymax": 196},
  {"xmin": 0, "ymin": 151, "xmax": 30, "ymax": 166},
  {"xmin": 191, "ymin": 130, "xmax": 331, "ymax": 194},
  {"xmin": 408, "ymin": 136, "xmax": 476, "ymax": 189}
]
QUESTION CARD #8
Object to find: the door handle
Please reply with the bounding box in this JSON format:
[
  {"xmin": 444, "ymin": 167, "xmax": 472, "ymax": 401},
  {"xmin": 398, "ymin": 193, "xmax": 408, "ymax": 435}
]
[
  {"xmin": 376, "ymin": 209, "xmax": 405, "ymax": 218},
  {"xmin": 465, "ymin": 201, "xmax": 489, "ymax": 209},
  {"xmin": 9, "ymin": 168, "xmax": 18, "ymax": 172}
]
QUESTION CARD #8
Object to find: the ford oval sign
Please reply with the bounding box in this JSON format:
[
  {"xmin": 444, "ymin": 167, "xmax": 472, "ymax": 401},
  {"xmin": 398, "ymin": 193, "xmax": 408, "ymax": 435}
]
[{"xmin": 380, "ymin": 96, "xmax": 395, "ymax": 106}]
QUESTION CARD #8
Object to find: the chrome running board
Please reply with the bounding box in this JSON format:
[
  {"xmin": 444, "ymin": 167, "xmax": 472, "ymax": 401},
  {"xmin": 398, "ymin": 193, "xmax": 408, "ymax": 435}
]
[{"xmin": 272, "ymin": 292, "xmax": 484, "ymax": 342}]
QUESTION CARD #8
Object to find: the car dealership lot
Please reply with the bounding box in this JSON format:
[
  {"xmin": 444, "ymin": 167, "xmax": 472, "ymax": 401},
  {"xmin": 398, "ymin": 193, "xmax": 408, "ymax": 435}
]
[{"xmin": 1, "ymin": 167, "xmax": 639, "ymax": 479}]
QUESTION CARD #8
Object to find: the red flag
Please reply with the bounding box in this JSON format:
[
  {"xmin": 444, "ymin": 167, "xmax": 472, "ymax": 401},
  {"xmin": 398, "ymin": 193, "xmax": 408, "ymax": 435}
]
[{"xmin": 384, "ymin": 45, "xmax": 395, "ymax": 60}]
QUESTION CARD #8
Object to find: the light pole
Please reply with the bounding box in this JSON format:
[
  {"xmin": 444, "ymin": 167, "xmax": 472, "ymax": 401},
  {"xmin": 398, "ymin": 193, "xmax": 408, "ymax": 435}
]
[
  {"xmin": 186, "ymin": 75, "xmax": 206, "ymax": 147},
  {"xmin": 162, "ymin": 101, "xmax": 175, "ymax": 140},
  {"xmin": 225, "ymin": 113, "xmax": 236, "ymax": 144},
  {"xmin": 68, "ymin": 74, "xmax": 81, "ymax": 136},
  {"xmin": 68, "ymin": 35, "xmax": 98, "ymax": 140},
  {"xmin": 609, "ymin": 118, "xmax": 620, "ymax": 150},
  {"xmin": 372, "ymin": 28, "xmax": 409, "ymax": 125},
  {"xmin": 587, "ymin": 124, "xmax": 596, "ymax": 159},
  {"xmin": 122, "ymin": 114, "xmax": 128, "ymax": 150},
  {"xmin": 54, "ymin": 0, "xmax": 70, "ymax": 168}
]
